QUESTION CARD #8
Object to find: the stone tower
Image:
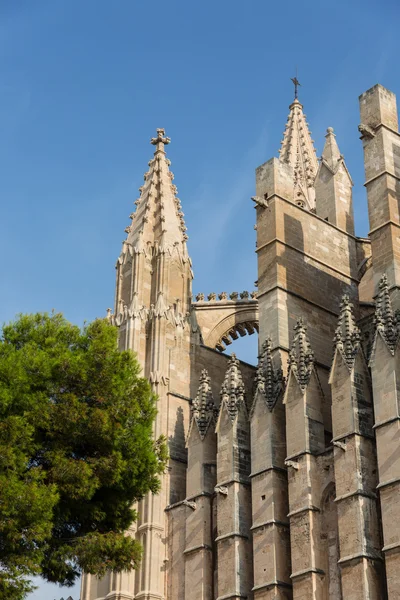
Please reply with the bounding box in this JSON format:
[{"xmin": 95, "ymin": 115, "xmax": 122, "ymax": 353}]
[{"xmin": 81, "ymin": 83, "xmax": 400, "ymax": 600}]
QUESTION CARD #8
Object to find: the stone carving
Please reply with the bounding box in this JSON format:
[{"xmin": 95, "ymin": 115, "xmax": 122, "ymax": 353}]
[
  {"xmin": 207, "ymin": 292, "xmax": 216, "ymax": 301},
  {"xmin": 240, "ymin": 291, "xmax": 250, "ymax": 299},
  {"xmin": 218, "ymin": 292, "xmax": 228, "ymax": 300},
  {"xmin": 374, "ymin": 274, "xmax": 400, "ymax": 353},
  {"xmin": 151, "ymin": 128, "xmax": 171, "ymax": 147},
  {"xmin": 333, "ymin": 441, "xmax": 347, "ymax": 451},
  {"xmin": 220, "ymin": 354, "xmax": 246, "ymax": 421},
  {"xmin": 191, "ymin": 370, "xmax": 218, "ymax": 440},
  {"xmin": 195, "ymin": 293, "xmax": 204, "ymax": 302},
  {"xmin": 183, "ymin": 499, "xmax": 197, "ymax": 510},
  {"xmin": 254, "ymin": 338, "xmax": 284, "ymax": 411},
  {"xmin": 288, "ymin": 318, "xmax": 315, "ymax": 391},
  {"xmin": 334, "ymin": 295, "xmax": 361, "ymax": 369},
  {"xmin": 214, "ymin": 486, "xmax": 228, "ymax": 496},
  {"xmin": 150, "ymin": 291, "xmax": 170, "ymax": 319},
  {"xmin": 251, "ymin": 195, "xmax": 268, "ymax": 208},
  {"xmin": 230, "ymin": 292, "xmax": 239, "ymax": 300},
  {"xmin": 149, "ymin": 371, "xmax": 169, "ymax": 386},
  {"xmin": 285, "ymin": 459, "xmax": 299, "ymax": 470},
  {"xmin": 358, "ymin": 123, "xmax": 376, "ymax": 139}
]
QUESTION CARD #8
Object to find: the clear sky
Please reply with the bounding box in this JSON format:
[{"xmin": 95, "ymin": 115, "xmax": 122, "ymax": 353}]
[{"xmin": 1, "ymin": 1, "xmax": 399, "ymax": 598}]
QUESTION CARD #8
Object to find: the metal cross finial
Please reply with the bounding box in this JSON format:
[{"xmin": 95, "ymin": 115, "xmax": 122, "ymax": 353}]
[{"xmin": 291, "ymin": 76, "xmax": 301, "ymax": 100}]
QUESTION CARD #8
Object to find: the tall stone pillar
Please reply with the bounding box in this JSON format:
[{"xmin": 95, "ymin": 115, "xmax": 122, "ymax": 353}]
[
  {"xmin": 359, "ymin": 84, "xmax": 400, "ymax": 306},
  {"xmin": 215, "ymin": 355, "xmax": 253, "ymax": 599},
  {"xmin": 284, "ymin": 320, "xmax": 326, "ymax": 599},
  {"xmin": 184, "ymin": 370, "xmax": 218, "ymax": 600},
  {"xmin": 330, "ymin": 295, "xmax": 385, "ymax": 598},
  {"xmin": 369, "ymin": 275, "xmax": 400, "ymax": 598},
  {"xmin": 250, "ymin": 338, "xmax": 291, "ymax": 600}
]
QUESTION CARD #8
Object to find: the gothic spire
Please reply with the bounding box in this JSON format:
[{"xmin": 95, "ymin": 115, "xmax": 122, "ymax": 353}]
[
  {"xmin": 191, "ymin": 369, "xmax": 218, "ymax": 440},
  {"xmin": 288, "ymin": 318, "xmax": 315, "ymax": 391},
  {"xmin": 334, "ymin": 295, "xmax": 361, "ymax": 369},
  {"xmin": 279, "ymin": 98, "xmax": 318, "ymax": 210},
  {"xmin": 124, "ymin": 128, "xmax": 189, "ymax": 255},
  {"xmin": 254, "ymin": 338, "xmax": 284, "ymax": 411},
  {"xmin": 220, "ymin": 354, "xmax": 246, "ymax": 421},
  {"xmin": 374, "ymin": 274, "xmax": 400, "ymax": 353}
]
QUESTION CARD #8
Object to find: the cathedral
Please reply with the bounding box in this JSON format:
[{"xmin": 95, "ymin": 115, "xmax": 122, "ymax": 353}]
[{"xmin": 80, "ymin": 83, "xmax": 400, "ymax": 600}]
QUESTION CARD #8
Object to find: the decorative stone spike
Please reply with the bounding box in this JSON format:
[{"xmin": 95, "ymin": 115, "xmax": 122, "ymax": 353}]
[
  {"xmin": 374, "ymin": 274, "xmax": 400, "ymax": 353},
  {"xmin": 254, "ymin": 338, "xmax": 284, "ymax": 411},
  {"xmin": 220, "ymin": 354, "xmax": 246, "ymax": 421},
  {"xmin": 334, "ymin": 295, "xmax": 361, "ymax": 369},
  {"xmin": 288, "ymin": 318, "xmax": 314, "ymax": 391},
  {"xmin": 191, "ymin": 370, "xmax": 218, "ymax": 440}
]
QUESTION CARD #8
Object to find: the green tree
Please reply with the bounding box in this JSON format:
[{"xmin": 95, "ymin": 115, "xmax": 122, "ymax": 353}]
[{"xmin": 0, "ymin": 313, "xmax": 167, "ymax": 599}]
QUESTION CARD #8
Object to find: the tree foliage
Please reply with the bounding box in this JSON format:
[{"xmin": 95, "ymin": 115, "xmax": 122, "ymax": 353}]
[{"xmin": 0, "ymin": 313, "xmax": 167, "ymax": 599}]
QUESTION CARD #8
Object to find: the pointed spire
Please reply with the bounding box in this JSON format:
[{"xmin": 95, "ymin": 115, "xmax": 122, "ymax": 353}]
[
  {"xmin": 279, "ymin": 99, "xmax": 318, "ymax": 210},
  {"xmin": 375, "ymin": 274, "xmax": 400, "ymax": 353},
  {"xmin": 220, "ymin": 354, "xmax": 246, "ymax": 421},
  {"xmin": 124, "ymin": 128, "xmax": 189, "ymax": 255},
  {"xmin": 321, "ymin": 127, "xmax": 341, "ymax": 169},
  {"xmin": 334, "ymin": 295, "xmax": 361, "ymax": 369},
  {"xmin": 191, "ymin": 370, "xmax": 218, "ymax": 440},
  {"xmin": 288, "ymin": 318, "xmax": 315, "ymax": 391},
  {"xmin": 254, "ymin": 338, "xmax": 284, "ymax": 411}
]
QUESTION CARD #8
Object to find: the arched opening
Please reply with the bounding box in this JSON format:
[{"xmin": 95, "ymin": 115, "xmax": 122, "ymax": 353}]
[{"xmin": 220, "ymin": 332, "xmax": 258, "ymax": 365}]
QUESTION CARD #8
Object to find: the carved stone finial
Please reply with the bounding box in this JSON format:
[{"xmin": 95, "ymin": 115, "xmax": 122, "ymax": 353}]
[
  {"xmin": 254, "ymin": 338, "xmax": 284, "ymax": 411},
  {"xmin": 195, "ymin": 292, "xmax": 204, "ymax": 302},
  {"xmin": 334, "ymin": 295, "xmax": 361, "ymax": 369},
  {"xmin": 374, "ymin": 274, "xmax": 400, "ymax": 353},
  {"xmin": 220, "ymin": 354, "xmax": 246, "ymax": 421},
  {"xmin": 191, "ymin": 370, "xmax": 218, "ymax": 440},
  {"xmin": 288, "ymin": 318, "xmax": 314, "ymax": 391},
  {"xmin": 240, "ymin": 291, "xmax": 250, "ymax": 300},
  {"xmin": 218, "ymin": 292, "xmax": 228, "ymax": 300},
  {"xmin": 208, "ymin": 292, "xmax": 217, "ymax": 301},
  {"xmin": 151, "ymin": 128, "xmax": 171, "ymax": 149},
  {"xmin": 230, "ymin": 292, "xmax": 239, "ymax": 301}
]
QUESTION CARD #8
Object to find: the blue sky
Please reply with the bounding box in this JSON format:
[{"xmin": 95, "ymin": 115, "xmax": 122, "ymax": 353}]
[{"xmin": 1, "ymin": 1, "xmax": 399, "ymax": 598}]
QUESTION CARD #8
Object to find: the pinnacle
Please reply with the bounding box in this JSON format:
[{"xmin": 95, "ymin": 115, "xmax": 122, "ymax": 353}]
[
  {"xmin": 279, "ymin": 98, "xmax": 318, "ymax": 210},
  {"xmin": 288, "ymin": 318, "xmax": 314, "ymax": 391},
  {"xmin": 122, "ymin": 129, "xmax": 189, "ymax": 254},
  {"xmin": 220, "ymin": 354, "xmax": 246, "ymax": 421},
  {"xmin": 254, "ymin": 338, "xmax": 284, "ymax": 411},
  {"xmin": 334, "ymin": 295, "xmax": 361, "ymax": 369},
  {"xmin": 375, "ymin": 274, "xmax": 400, "ymax": 352},
  {"xmin": 321, "ymin": 127, "xmax": 342, "ymax": 170},
  {"xmin": 191, "ymin": 369, "xmax": 218, "ymax": 440}
]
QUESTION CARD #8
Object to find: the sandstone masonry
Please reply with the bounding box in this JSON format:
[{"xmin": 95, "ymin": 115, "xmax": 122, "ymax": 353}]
[{"xmin": 81, "ymin": 84, "xmax": 400, "ymax": 600}]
